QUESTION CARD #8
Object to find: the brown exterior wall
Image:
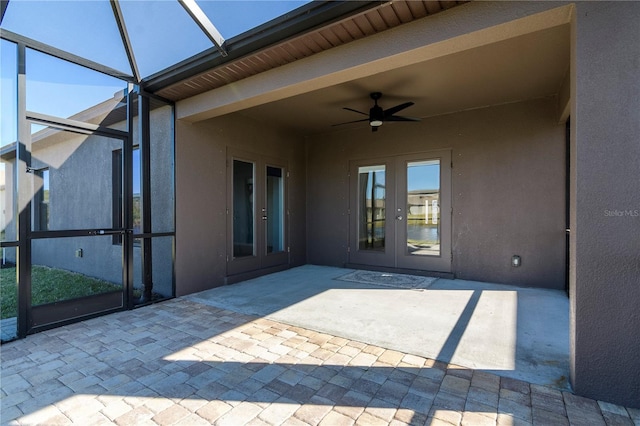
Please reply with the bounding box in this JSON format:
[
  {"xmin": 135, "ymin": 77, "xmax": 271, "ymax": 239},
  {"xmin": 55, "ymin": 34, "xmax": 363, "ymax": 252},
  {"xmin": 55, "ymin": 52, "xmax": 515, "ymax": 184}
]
[
  {"xmin": 306, "ymin": 97, "xmax": 566, "ymax": 289},
  {"xmin": 570, "ymin": 1, "xmax": 640, "ymax": 407},
  {"xmin": 176, "ymin": 98, "xmax": 565, "ymax": 293},
  {"xmin": 175, "ymin": 115, "xmax": 307, "ymax": 296}
]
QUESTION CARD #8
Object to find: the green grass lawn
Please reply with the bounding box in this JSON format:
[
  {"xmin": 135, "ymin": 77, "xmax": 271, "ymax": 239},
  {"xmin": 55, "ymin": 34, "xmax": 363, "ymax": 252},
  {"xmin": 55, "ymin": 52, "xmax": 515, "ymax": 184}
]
[{"xmin": 0, "ymin": 266, "xmax": 121, "ymax": 319}]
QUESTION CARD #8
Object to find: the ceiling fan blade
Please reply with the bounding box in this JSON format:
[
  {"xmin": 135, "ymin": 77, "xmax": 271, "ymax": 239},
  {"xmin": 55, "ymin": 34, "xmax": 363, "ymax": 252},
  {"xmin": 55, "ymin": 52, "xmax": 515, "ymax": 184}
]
[
  {"xmin": 343, "ymin": 107, "xmax": 369, "ymax": 116},
  {"xmin": 331, "ymin": 118, "xmax": 370, "ymax": 127},
  {"xmin": 384, "ymin": 102, "xmax": 414, "ymax": 117},
  {"xmin": 386, "ymin": 115, "xmax": 421, "ymax": 122}
]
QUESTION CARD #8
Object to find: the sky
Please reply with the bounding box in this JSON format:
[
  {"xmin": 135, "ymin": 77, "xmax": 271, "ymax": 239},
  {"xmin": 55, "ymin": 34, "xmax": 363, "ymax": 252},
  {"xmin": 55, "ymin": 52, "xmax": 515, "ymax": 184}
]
[
  {"xmin": 0, "ymin": 42, "xmax": 127, "ymax": 145},
  {"xmin": 408, "ymin": 162, "xmax": 439, "ymax": 192},
  {"xmin": 362, "ymin": 161, "xmax": 440, "ymax": 202},
  {"xmin": 1, "ymin": 39, "xmax": 17, "ymax": 146},
  {"xmin": 0, "ymin": 0, "xmax": 310, "ymax": 146},
  {"xmin": 1, "ymin": 0, "xmax": 310, "ymax": 77}
]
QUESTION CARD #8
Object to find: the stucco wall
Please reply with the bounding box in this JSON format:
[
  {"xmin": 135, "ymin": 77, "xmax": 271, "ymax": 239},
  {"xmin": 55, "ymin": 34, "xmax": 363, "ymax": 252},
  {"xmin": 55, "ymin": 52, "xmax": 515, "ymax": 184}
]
[
  {"xmin": 306, "ymin": 97, "xmax": 566, "ymax": 289},
  {"xmin": 175, "ymin": 115, "xmax": 306, "ymax": 296},
  {"xmin": 570, "ymin": 1, "xmax": 640, "ymax": 408}
]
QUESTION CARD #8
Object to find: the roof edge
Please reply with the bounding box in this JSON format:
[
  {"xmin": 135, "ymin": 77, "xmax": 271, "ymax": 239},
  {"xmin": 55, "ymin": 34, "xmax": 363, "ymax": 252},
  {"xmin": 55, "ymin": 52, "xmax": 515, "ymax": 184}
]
[{"xmin": 142, "ymin": 0, "xmax": 384, "ymax": 93}]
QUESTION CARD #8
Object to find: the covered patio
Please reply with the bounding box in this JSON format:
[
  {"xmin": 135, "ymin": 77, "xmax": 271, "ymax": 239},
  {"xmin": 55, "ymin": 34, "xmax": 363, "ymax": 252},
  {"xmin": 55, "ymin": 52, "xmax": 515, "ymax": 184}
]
[{"xmin": 2, "ymin": 0, "xmax": 639, "ymax": 411}]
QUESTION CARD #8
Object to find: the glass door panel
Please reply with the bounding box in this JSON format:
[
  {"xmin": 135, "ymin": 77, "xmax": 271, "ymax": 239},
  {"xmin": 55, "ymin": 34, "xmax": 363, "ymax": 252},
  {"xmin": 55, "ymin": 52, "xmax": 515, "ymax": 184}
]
[
  {"xmin": 349, "ymin": 160, "xmax": 395, "ymax": 268},
  {"xmin": 406, "ymin": 160, "xmax": 440, "ymax": 257},
  {"xmin": 232, "ymin": 159, "xmax": 255, "ymax": 258},
  {"xmin": 396, "ymin": 151, "xmax": 451, "ymax": 272},
  {"xmin": 266, "ymin": 166, "xmax": 284, "ymax": 254},
  {"xmin": 261, "ymin": 161, "xmax": 288, "ymax": 269},
  {"xmin": 358, "ymin": 165, "xmax": 386, "ymax": 252}
]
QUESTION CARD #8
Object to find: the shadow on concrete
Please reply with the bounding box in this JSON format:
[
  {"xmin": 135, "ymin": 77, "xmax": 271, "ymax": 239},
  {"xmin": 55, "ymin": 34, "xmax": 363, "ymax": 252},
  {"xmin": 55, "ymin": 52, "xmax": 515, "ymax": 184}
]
[{"xmin": 187, "ymin": 265, "xmax": 570, "ymax": 390}]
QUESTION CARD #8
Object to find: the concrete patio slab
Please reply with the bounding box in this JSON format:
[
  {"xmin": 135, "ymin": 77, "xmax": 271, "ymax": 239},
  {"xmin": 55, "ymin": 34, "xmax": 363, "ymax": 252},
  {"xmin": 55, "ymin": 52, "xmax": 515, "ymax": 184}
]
[{"xmin": 187, "ymin": 265, "xmax": 570, "ymax": 390}]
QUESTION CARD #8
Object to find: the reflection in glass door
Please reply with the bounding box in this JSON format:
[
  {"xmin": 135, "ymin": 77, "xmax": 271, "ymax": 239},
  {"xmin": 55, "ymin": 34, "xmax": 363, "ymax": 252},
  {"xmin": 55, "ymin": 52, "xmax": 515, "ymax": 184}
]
[
  {"xmin": 266, "ymin": 166, "xmax": 284, "ymax": 254},
  {"xmin": 405, "ymin": 160, "xmax": 440, "ymax": 257},
  {"xmin": 233, "ymin": 160, "xmax": 255, "ymax": 258},
  {"xmin": 396, "ymin": 152, "xmax": 450, "ymax": 271},
  {"xmin": 228, "ymin": 152, "xmax": 288, "ymax": 276},
  {"xmin": 358, "ymin": 165, "xmax": 386, "ymax": 252},
  {"xmin": 349, "ymin": 161, "xmax": 395, "ymax": 268}
]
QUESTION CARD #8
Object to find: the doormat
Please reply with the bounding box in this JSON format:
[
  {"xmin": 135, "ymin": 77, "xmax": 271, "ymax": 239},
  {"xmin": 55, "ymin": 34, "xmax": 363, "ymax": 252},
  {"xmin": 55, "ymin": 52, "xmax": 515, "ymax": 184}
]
[{"xmin": 335, "ymin": 270, "xmax": 438, "ymax": 290}]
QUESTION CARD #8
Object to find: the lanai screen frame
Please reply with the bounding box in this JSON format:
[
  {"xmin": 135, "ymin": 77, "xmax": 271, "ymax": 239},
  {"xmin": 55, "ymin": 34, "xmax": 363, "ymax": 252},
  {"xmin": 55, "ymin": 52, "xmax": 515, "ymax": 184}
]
[
  {"xmin": 0, "ymin": 28, "xmax": 177, "ymax": 340},
  {"xmin": 0, "ymin": 0, "xmax": 386, "ymax": 340}
]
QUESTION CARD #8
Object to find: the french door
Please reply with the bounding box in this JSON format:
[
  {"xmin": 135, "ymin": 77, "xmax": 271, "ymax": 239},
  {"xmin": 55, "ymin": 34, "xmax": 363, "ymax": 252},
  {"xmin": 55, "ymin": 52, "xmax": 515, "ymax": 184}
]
[
  {"xmin": 349, "ymin": 150, "xmax": 452, "ymax": 272},
  {"xmin": 227, "ymin": 149, "xmax": 288, "ymax": 276}
]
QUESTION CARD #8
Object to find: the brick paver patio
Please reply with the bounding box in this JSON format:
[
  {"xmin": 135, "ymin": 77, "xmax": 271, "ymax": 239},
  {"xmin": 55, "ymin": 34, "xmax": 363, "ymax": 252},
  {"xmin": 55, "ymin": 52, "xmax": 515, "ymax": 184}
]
[{"xmin": 1, "ymin": 298, "xmax": 638, "ymax": 425}]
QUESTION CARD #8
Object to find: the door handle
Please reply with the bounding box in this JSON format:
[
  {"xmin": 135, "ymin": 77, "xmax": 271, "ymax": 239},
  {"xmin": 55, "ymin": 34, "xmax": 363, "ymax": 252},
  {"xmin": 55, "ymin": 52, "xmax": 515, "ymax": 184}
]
[
  {"xmin": 396, "ymin": 215, "xmax": 403, "ymax": 220},
  {"xmin": 262, "ymin": 216, "xmax": 268, "ymax": 220},
  {"xmin": 88, "ymin": 229, "xmax": 127, "ymax": 236}
]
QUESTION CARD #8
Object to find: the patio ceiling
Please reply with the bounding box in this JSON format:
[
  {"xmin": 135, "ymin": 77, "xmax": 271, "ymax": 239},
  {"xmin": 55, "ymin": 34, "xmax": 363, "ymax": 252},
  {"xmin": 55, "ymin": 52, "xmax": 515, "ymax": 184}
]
[
  {"xmin": 237, "ymin": 23, "xmax": 570, "ymax": 135},
  {"xmin": 162, "ymin": 1, "xmax": 570, "ymax": 136}
]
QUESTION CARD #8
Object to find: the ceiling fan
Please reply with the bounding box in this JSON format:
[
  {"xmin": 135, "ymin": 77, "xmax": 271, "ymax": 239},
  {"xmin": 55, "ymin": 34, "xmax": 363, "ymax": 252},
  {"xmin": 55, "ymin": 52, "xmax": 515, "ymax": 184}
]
[{"xmin": 332, "ymin": 92, "xmax": 421, "ymax": 132}]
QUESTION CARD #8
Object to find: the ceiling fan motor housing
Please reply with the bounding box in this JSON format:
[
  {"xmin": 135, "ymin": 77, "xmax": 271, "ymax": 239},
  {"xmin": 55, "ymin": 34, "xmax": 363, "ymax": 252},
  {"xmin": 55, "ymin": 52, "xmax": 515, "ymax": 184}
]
[
  {"xmin": 369, "ymin": 105, "xmax": 384, "ymax": 127},
  {"xmin": 369, "ymin": 92, "xmax": 384, "ymax": 127}
]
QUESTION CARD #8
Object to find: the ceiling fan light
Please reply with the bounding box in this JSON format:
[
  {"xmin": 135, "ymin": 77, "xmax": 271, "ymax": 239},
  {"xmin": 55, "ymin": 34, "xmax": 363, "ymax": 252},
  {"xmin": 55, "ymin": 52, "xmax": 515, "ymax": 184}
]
[{"xmin": 370, "ymin": 120, "xmax": 383, "ymax": 127}]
